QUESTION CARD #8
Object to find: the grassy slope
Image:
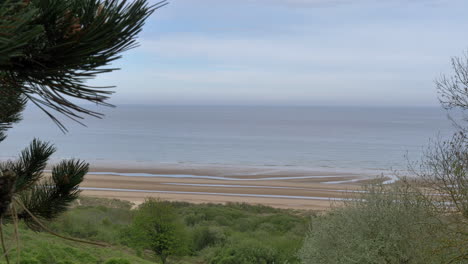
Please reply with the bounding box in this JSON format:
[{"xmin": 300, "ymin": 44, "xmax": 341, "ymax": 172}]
[
  {"xmin": 0, "ymin": 225, "xmax": 153, "ymax": 264},
  {"xmin": 0, "ymin": 197, "xmax": 312, "ymax": 264}
]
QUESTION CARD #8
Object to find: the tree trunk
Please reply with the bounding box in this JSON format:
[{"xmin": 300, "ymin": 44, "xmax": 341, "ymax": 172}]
[{"xmin": 0, "ymin": 170, "xmax": 16, "ymax": 218}]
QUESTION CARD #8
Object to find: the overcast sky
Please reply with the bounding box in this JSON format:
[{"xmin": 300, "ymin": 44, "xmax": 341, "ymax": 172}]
[{"xmin": 93, "ymin": 0, "xmax": 468, "ymax": 106}]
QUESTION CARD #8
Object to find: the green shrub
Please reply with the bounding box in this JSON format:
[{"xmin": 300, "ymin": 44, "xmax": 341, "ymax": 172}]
[
  {"xmin": 298, "ymin": 183, "xmax": 446, "ymax": 264},
  {"xmin": 184, "ymin": 212, "xmax": 204, "ymax": 226},
  {"xmin": 19, "ymin": 259, "xmax": 40, "ymax": 264},
  {"xmin": 104, "ymin": 258, "xmax": 131, "ymax": 264},
  {"xmin": 256, "ymin": 222, "xmax": 276, "ymax": 233},
  {"xmin": 130, "ymin": 199, "xmax": 189, "ymax": 264},
  {"xmin": 213, "ymin": 215, "xmax": 231, "ymax": 226},
  {"xmin": 210, "ymin": 239, "xmax": 284, "ymax": 264},
  {"xmin": 192, "ymin": 226, "xmax": 226, "ymax": 251}
]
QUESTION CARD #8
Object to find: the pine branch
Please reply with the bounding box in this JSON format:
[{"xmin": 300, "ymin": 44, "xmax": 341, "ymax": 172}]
[
  {"xmin": 17, "ymin": 159, "xmax": 88, "ymax": 225},
  {"xmin": 4, "ymin": 139, "xmax": 55, "ymax": 192},
  {"xmin": 0, "ymin": 0, "xmax": 167, "ymax": 130},
  {"xmin": 0, "ymin": 81, "xmax": 26, "ymax": 142},
  {"xmin": 0, "ymin": 0, "xmax": 44, "ymax": 67}
]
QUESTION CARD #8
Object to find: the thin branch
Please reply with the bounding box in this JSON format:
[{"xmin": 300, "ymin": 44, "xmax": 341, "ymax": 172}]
[{"xmin": 14, "ymin": 198, "xmax": 108, "ymax": 247}]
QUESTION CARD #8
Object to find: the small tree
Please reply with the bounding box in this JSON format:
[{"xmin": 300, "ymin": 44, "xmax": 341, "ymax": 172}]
[
  {"xmin": 409, "ymin": 133, "xmax": 468, "ymax": 217},
  {"xmin": 405, "ymin": 50, "xmax": 468, "ymax": 262},
  {"xmin": 131, "ymin": 199, "xmax": 188, "ymax": 264},
  {"xmin": 436, "ymin": 52, "xmax": 468, "ymax": 112},
  {"xmin": 299, "ymin": 50, "xmax": 468, "ymax": 263},
  {"xmin": 409, "ymin": 50, "xmax": 468, "ymax": 218},
  {"xmin": 435, "ymin": 51, "xmax": 468, "ymax": 134}
]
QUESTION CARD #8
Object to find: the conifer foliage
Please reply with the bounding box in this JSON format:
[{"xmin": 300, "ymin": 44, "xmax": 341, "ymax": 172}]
[
  {"xmin": 1, "ymin": 0, "xmax": 166, "ymax": 129},
  {"xmin": 0, "ymin": 0, "xmax": 163, "ymax": 258}
]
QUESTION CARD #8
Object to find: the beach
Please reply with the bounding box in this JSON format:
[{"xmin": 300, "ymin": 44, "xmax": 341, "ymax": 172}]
[
  {"xmin": 5, "ymin": 105, "xmax": 447, "ymax": 211},
  {"xmin": 78, "ymin": 165, "xmax": 382, "ymax": 210}
]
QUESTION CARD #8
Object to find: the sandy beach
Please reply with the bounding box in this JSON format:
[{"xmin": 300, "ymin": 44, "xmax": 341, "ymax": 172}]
[{"xmin": 78, "ymin": 165, "xmax": 382, "ymax": 210}]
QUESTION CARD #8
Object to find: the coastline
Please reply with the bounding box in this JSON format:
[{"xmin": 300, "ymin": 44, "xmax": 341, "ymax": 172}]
[{"xmin": 77, "ymin": 164, "xmax": 384, "ymax": 210}]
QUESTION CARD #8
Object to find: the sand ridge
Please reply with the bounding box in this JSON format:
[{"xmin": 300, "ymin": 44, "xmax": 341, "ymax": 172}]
[{"xmin": 77, "ymin": 166, "xmax": 379, "ymax": 210}]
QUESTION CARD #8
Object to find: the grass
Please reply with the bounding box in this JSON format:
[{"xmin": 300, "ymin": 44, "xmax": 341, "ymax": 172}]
[
  {"xmin": 0, "ymin": 224, "xmax": 153, "ymax": 264},
  {"xmin": 1, "ymin": 184, "xmax": 465, "ymax": 264},
  {"xmin": 0, "ymin": 196, "xmax": 311, "ymax": 264}
]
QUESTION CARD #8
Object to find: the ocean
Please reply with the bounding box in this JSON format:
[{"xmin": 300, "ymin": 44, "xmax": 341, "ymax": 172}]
[{"xmin": 0, "ymin": 105, "xmax": 454, "ymax": 173}]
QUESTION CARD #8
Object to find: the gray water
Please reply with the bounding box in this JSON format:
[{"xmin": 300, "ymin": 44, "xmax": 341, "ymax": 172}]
[{"xmin": 0, "ymin": 105, "xmax": 454, "ymax": 172}]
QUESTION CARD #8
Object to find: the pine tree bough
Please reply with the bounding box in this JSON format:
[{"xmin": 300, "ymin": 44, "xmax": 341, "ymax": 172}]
[
  {"xmin": 0, "ymin": 0, "xmax": 166, "ymax": 131},
  {"xmin": 0, "ymin": 139, "xmax": 90, "ymax": 229},
  {"xmin": 0, "ymin": 0, "xmax": 162, "ymax": 260},
  {"xmin": 0, "ymin": 0, "xmax": 163, "ymax": 222}
]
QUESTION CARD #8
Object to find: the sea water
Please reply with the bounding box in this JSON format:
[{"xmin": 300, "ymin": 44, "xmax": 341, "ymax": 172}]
[{"xmin": 0, "ymin": 105, "xmax": 454, "ymax": 173}]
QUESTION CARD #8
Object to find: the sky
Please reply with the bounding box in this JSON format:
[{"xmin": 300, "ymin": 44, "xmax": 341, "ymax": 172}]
[{"xmin": 93, "ymin": 0, "xmax": 468, "ymax": 106}]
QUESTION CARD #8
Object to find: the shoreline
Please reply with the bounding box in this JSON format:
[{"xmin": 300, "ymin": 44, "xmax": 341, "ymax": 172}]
[{"xmin": 78, "ymin": 165, "xmax": 383, "ymax": 210}]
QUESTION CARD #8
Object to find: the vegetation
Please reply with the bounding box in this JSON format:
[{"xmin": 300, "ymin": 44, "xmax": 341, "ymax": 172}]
[
  {"xmin": 0, "ymin": 0, "xmax": 165, "ymax": 126},
  {"xmin": 3, "ymin": 187, "xmax": 464, "ymax": 264},
  {"xmin": 0, "ymin": 0, "xmax": 163, "ymax": 261},
  {"xmin": 1, "ymin": 2, "xmax": 466, "ymax": 264},
  {"xmin": 299, "ymin": 183, "xmax": 448, "ymax": 263},
  {"xmin": 38, "ymin": 197, "xmax": 309, "ymax": 264},
  {"xmin": 298, "ymin": 50, "xmax": 468, "ymax": 264},
  {"xmin": 129, "ymin": 199, "xmax": 189, "ymax": 264},
  {"xmin": 0, "ymin": 223, "xmax": 154, "ymax": 264}
]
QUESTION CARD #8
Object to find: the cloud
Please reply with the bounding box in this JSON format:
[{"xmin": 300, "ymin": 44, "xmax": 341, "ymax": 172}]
[
  {"xmin": 251, "ymin": 0, "xmax": 348, "ymax": 8},
  {"xmin": 248, "ymin": 0, "xmax": 452, "ymax": 8},
  {"xmin": 95, "ymin": 62, "xmax": 438, "ymax": 106},
  {"xmin": 111, "ymin": 0, "xmax": 466, "ymax": 106},
  {"xmin": 138, "ymin": 28, "xmax": 449, "ymax": 71}
]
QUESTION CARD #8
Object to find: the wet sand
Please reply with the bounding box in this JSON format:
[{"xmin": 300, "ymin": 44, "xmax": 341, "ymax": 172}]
[{"xmin": 78, "ymin": 165, "xmax": 382, "ymax": 210}]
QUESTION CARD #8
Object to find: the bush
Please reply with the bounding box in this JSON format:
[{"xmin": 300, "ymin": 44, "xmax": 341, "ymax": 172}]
[
  {"xmin": 130, "ymin": 199, "xmax": 189, "ymax": 264},
  {"xmin": 298, "ymin": 183, "xmax": 448, "ymax": 264},
  {"xmin": 19, "ymin": 259, "xmax": 40, "ymax": 264},
  {"xmin": 192, "ymin": 226, "xmax": 226, "ymax": 251},
  {"xmin": 207, "ymin": 230, "xmax": 303, "ymax": 264},
  {"xmin": 104, "ymin": 259, "xmax": 131, "ymax": 264},
  {"xmin": 210, "ymin": 239, "xmax": 285, "ymax": 264}
]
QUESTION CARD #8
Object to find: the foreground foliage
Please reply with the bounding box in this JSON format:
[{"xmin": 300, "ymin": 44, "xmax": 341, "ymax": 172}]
[
  {"xmin": 0, "ymin": 1, "xmax": 162, "ymax": 261},
  {"xmin": 1, "ymin": 192, "xmax": 466, "ymax": 264},
  {"xmin": 45, "ymin": 197, "xmax": 310, "ymax": 264},
  {"xmin": 0, "ymin": 140, "xmax": 88, "ymax": 227},
  {"xmin": 298, "ymin": 183, "xmax": 461, "ymax": 264},
  {"xmin": 0, "ymin": 0, "xmax": 164, "ymax": 126},
  {"xmin": 0, "ymin": 223, "xmax": 153, "ymax": 264}
]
